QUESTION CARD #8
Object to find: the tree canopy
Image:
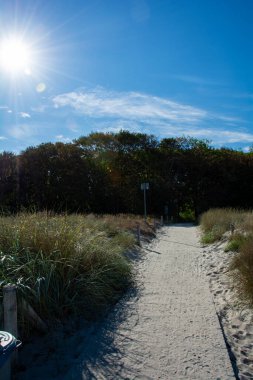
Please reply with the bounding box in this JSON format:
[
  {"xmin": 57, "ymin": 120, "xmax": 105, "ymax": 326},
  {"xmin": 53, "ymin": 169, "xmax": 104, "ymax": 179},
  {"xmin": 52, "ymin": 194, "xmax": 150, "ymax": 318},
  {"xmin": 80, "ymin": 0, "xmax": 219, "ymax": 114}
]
[{"xmin": 1, "ymin": 131, "xmax": 252, "ymax": 219}]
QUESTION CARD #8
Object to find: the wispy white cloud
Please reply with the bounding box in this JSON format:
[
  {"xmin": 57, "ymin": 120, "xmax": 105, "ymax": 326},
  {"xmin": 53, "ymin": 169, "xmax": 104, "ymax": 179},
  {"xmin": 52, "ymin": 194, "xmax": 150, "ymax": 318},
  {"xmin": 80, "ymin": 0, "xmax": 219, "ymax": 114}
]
[
  {"xmin": 0, "ymin": 106, "xmax": 12, "ymax": 114},
  {"xmin": 134, "ymin": 120, "xmax": 253, "ymax": 144},
  {"xmin": 214, "ymin": 115, "xmax": 243, "ymax": 123},
  {"xmin": 0, "ymin": 136, "xmax": 7, "ymax": 140},
  {"xmin": 53, "ymin": 87, "xmax": 246, "ymax": 128},
  {"xmin": 55, "ymin": 135, "xmax": 72, "ymax": 143},
  {"xmin": 19, "ymin": 112, "xmax": 31, "ymax": 119},
  {"xmin": 51, "ymin": 87, "xmax": 253, "ymax": 146},
  {"xmin": 214, "ymin": 130, "xmax": 253, "ymax": 144},
  {"xmin": 53, "ymin": 87, "xmax": 207, "ymax": 125},
  {"xmin": 65, "ymin": 114, "xmax": 253, "ymax": 146}
]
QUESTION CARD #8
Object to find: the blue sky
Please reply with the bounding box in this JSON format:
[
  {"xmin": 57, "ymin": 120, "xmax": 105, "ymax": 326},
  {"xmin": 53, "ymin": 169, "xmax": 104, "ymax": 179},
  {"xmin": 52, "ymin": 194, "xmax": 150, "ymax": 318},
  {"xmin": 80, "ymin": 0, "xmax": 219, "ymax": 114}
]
[{"xmin": 0, "ymin": 0, "xmax": 252, "ymax": 152}]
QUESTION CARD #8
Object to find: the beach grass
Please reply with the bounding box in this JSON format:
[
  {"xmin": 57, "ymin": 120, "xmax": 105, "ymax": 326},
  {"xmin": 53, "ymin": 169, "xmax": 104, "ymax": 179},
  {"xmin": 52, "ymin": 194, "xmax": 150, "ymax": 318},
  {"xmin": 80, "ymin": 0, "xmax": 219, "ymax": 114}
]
[
  {"xmin": 229, "ymin": 236, "xmax": 253, "ymax": 306},
  {"xmin": 200, "ymin": 208, "xmax": 253, "ymax": 307},
  {"xmin": 0, "ymin": 212, "xmax": 153, "ymax": 334},
  {"xmin": 200, "ymin": 208, "xmax": 249, "ymax": 243}
]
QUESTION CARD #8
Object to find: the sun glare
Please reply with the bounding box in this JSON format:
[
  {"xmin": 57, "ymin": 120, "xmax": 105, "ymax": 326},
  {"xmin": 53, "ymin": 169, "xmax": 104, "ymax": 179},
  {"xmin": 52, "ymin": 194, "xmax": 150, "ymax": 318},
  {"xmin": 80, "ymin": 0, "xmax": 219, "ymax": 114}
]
[{"xmin": 0, "ymin": 36, "xmax": 32, "ymax": 75}]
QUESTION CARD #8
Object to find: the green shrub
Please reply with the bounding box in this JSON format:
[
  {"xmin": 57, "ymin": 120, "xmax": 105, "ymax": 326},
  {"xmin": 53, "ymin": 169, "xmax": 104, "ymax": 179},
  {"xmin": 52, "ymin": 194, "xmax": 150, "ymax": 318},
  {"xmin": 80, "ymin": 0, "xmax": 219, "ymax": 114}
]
[
  {"xmin": 179, "ymin": 208, "xmax": 195, "ymax": 222},
  {"xmin": 224, "ymin": 233, "xmax": 249, "ymax": 252},
  {"xmin": 201, "ymin": 231, "xmax": 217, "ymax": 244},
  {"xmin": 201, "ymin": 223, "xmax": 228, "ymax": 244}
]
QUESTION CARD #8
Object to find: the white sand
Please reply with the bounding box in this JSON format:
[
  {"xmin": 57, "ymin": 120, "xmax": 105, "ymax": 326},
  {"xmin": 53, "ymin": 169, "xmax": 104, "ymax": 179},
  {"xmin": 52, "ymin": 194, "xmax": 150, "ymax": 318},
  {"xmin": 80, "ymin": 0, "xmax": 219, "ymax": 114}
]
[
  {"xmin": 199, "ymin": 234, "xmax": 253, "ymax": 380},
  {"xmin": 17, "ymin": 225, "xmax": 235, "ymax": 379}
]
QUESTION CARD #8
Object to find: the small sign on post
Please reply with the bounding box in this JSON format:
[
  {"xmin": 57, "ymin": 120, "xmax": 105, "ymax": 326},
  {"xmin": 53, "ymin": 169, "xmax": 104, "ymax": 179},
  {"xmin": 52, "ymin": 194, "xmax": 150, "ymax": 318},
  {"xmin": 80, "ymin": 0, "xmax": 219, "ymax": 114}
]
[
  {"xmin": 140, "ymin": 182, "xmax": 149, "ymax": 191},
  {"xmin": 141, "ymin": 183, "xmax": 149, "ymax": 221}
]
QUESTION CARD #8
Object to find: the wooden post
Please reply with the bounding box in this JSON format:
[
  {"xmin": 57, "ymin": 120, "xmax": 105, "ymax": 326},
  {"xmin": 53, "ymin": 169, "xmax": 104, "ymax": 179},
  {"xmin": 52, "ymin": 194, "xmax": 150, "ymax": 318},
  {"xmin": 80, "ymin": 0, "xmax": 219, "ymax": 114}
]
[
  {"xmin": 161, "ymin": 216, "xmax": 163, "ymax": 226},
  {"xmin": 137, "ymin": 224, "xmax": 141, "ymax": 246},
  {"xmin": 1, "ymin": 284, "xmax": 18, "ymax": 380},
  {"xmin": 3, "ymin": 284, "xmax": 18, "ymax": 338},
  {"xmin": 230, "ymin": 222, "xmax": 235, "ymax": 235}
]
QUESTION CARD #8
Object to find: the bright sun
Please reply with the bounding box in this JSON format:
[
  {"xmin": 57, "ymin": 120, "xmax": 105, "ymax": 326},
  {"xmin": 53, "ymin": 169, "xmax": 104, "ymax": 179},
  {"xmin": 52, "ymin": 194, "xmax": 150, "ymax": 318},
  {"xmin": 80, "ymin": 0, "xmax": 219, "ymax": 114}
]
[{"xmin": 0, "ymin": 36, "xmax": 32, "ymax": 75}]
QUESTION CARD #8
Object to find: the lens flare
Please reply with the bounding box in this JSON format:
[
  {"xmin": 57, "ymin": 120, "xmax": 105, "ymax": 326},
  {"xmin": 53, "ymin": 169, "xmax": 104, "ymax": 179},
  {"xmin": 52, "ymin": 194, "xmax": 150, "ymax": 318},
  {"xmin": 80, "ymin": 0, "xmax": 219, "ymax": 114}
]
[{"xmin": 36, "ymin": 82, "xmax": 46, "ymax": 92}]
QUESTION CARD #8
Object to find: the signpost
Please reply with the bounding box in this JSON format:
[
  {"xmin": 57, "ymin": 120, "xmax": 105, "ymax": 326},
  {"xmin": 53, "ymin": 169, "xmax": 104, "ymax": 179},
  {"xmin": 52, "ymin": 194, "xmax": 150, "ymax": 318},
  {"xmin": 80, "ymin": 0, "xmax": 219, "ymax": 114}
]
[{"xmin": 141, "ymin": 182, "xmax": 149, "ymax": 221}]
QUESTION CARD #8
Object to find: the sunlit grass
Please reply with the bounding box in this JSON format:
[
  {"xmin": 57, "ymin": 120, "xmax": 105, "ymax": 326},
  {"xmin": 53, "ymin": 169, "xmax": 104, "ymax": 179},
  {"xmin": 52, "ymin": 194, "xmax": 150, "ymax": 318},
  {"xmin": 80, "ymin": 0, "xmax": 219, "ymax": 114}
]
[
  {"xmin": 0, "ymin": 212, "xmax": 148, "ymax": 335},
  {"xmin": 200, "ymin": 208, "xmax": 248, "ymax": 243},
  {"xmin": 224, "ymin": 232, "xmax": 249, "ymax": 252},
  {"xmin": 229, "ymin": 237, "xmax": 253, "ymax": 306},
  {"xmin": 200, "ymin": 208, "xmax": 253, "ymax": 307}
]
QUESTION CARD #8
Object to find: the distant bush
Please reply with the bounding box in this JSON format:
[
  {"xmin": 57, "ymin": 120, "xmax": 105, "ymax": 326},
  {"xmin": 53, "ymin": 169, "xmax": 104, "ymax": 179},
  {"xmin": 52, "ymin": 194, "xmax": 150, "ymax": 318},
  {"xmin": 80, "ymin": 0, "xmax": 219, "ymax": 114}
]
[
  {"xmin": 179, "ymin": 207, "xmax": 195, "ymax": 222},
  {"xmin": 0, "ymin": 212, "xmax": 147, "ymax": 335}
]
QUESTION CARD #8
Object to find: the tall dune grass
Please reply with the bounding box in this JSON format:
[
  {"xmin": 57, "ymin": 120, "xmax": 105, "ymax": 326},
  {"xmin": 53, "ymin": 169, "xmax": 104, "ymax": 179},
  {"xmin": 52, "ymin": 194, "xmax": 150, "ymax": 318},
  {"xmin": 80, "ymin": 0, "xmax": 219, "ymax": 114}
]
[
  {"xmin": 0, "ymin": 212, "xmax": 148, "ymax": 334},
  {"xmin": 229, "ymin": 237, "xmax": 253, "ymax": 306},
  {"xmin": 200, "ymin": 208, "xmax": 252, "ymax": 243},
  {"xmin": 200, "ymin": 208, "xmax": 253, "ymax": 307}
]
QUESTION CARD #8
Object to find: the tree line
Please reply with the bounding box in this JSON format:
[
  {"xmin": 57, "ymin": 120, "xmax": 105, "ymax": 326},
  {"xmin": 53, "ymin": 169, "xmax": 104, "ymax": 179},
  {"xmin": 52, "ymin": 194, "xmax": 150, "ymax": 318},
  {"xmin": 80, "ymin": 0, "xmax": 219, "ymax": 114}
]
[{"xmin": 1, "ymin": 131, "xmax": 253, "ymax": 220}]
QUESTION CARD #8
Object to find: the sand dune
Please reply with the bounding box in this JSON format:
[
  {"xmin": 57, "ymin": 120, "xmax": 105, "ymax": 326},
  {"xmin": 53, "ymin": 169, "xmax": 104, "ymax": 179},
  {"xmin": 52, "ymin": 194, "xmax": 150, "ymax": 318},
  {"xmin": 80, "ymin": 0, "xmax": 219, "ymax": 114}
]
[{"xmin": 200, "ymin": 235, "xmax": 253, "ymax": 380}]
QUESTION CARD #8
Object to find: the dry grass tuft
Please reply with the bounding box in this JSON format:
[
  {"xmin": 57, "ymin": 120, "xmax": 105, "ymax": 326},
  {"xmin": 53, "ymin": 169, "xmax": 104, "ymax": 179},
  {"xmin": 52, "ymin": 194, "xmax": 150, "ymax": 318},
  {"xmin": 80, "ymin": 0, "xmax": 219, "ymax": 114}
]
[
  {"xmin": 200, "ymin": 208, "xmax": 247, "ymax": 243},
  {"xmin": 0, "ymin": 212, "xmax": 148, "ymax": 335},
  {"xmin": 229, "ymin": 237, "xmax": 253, "ymax": 306},
  {"xmin": 200, "ymin": 208, "xmax": 253, "ymax": 307}
]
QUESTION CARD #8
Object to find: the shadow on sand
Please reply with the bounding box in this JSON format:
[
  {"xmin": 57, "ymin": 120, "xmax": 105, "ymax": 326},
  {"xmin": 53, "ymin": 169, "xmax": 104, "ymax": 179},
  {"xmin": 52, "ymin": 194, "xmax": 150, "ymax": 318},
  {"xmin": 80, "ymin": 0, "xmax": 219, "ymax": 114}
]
[{"xmin": 69, "ymin": 285, "xmax": 143, "ymax": 380}]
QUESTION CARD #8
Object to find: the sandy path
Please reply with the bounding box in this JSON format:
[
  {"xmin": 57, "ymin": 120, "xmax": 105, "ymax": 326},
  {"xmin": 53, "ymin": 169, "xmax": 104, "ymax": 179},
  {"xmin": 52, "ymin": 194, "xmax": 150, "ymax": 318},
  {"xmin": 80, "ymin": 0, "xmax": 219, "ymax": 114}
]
[{"xmin": 17, "ymin": 225, "xmax": 235, "ymax": 379}]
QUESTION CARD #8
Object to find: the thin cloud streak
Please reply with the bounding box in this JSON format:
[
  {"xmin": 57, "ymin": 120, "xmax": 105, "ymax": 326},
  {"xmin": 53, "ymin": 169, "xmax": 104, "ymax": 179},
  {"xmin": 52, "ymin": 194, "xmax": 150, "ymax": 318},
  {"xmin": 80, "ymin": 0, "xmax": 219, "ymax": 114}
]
[
  {"xmin": 0, "ymin": 106, "xmax": 12, "ymax": 114},
  {"xmin": 52, "ymin": 87, "xmax": 243, "ymax": 128},
  {"xmin": 53, "ymin": 87, "xmax": 207, "ymax": 124},
  {"xmin": 136, "ymin": 120, "xmax": 253, "ymax": 144},
  {"xmin": 69, "ymin": 115, "xmax": 253, "ymax": 146},
  {"xmin": 129, "ymin": 121, "xmax": 253, "ymax": 144},
  {"xmin": 19, "ymin": 112, "xmax": 31, "ymax": 119},
  {"xmin": 51, "ymin": 87, "xmax": 253, "ymax": 146}
]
